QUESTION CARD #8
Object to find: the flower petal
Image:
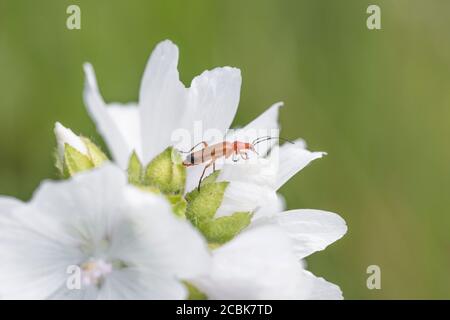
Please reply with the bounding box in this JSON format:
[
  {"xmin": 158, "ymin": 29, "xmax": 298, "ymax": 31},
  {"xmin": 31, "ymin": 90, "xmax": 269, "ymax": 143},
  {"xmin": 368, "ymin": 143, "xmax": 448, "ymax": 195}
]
[
  {"xmin": 138, "ymin": 40, "xmax": 187, "ymax": 164},
  {"xmin": 301, "ymin": 270, "xmax": 344, "ymax": 300},
  {"xmin": 184, "ymin": 66, "xmax": 242, "ymax": 143},
  {"xmin": 214, "ymin": 181, "xmax": 278, "ymax": 218},
  {"xmin": 243, "ymin": 102, "xmax": 283, "ymax": 132},
  {"xmin": 0, "ymin": 196, "xmax": 22, "ymax": 213},
  {"xmin": 275, "ymin": 139, "xmax": 326, "ymax": 190},
  {"xmin": 107, "ymin": 104, "xmax": 142, "ymax": 158},
  {"xmin": 192, "ymin": 225, "xmax": 310, "ymax": 300},
  {"xmin": 273, "ymin": 209, "xmax": 347, "ymax": 259},
  {"xmin": 116, "ymin": 186, "xmax": 211, "ymax": 281},
  {"xmin": 83, "ymin": 63, "xmax": 135, "ymax": 168},
  {"xmin": 226, "ymin": 102, "xmax": 283, "ymax": 158}
]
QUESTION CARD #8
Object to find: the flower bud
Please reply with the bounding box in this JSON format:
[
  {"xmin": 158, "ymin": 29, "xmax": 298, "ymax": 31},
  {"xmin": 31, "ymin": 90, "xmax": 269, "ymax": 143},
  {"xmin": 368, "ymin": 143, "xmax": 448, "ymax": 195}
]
[{"xmin": 54, "ymin": 122, "xmax": 107, "ymax": 177}]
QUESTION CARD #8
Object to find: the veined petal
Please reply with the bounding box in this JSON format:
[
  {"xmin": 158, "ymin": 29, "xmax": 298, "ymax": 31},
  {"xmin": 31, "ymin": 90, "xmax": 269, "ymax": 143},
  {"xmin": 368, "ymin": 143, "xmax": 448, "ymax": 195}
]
[
  {"xmin": 192, "ymin": 226, "xmax": 309, "ymax": 300},
  {"xmin": 301, "ymin": 270, "xmax": 343, "ymax": 300},
  {"xmin": 275, "ymin": 139, "xmax": 326, "ymax": 190},
  {"xmin": 83, "ymin": 63, "xmax": 135, "ymax": 168},
  {"xmin": 273, "ymin": 209, "xmax": 347, "ymax": 259},
  {"xmin": 184, "ymin": 66, "xmax": 241, "ymax": 144},
  {"xmin": 138, "ymin": 40, "xmax": 186, "ymax": 164}
]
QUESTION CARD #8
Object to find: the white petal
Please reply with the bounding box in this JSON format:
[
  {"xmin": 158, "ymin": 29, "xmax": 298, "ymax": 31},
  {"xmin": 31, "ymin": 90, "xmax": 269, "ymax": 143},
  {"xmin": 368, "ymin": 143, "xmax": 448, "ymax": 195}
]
[
  {"xmin": 225, "ymin": 102, "xmax": 283, "ymax": 157},
  {"xmin": 274, "ymin": 139, "xmax": 326, "ymax": 190},
  {"xmin": 214, "ymin": 181, "xmax": 278, "ymax": 218},
  {"xmin": 83, "ymin": 63, "xmax": 134, "ymax": 168},
  {"xmin": 192, "ymin": 226, "xmax": 309, "ymax": 300},
  {"xmin": 243, "ymin": 102, "xmax": 283, "ymax": 132},
  {"xmin": 252, "ymin": 193, "xmax": 286, "ymax": 220},
  {"xmin": 106, "ymin": 104, "xmax": 142, "ymax": 159},
  {"xmin": 184, "ymin": 66, "xmax": 242, "ymax": 143},
  {"xmin": 115, "ymin": 186, "xmax": 211, "ymax": 281},
  {"xmin": 0, "ymin": 196, "xmax": 22, "ymax": 213},
  {"xmin": 301, "ymin": 270, "xmax": 343, "ymax": 300},
  {"xmin": 54, "ymin": 122, "xmax": 88, "ymax": 160},
  {"xmin": 273, "ymin": 209, "xmax": 347, "ymax": 259},
  {"xmin": 218, "ymin": 157, "xmax": 278, "ymax": 188},
  {"xmin": 139, "ymin": 40, "xmax": 187, "ymax": 163}
]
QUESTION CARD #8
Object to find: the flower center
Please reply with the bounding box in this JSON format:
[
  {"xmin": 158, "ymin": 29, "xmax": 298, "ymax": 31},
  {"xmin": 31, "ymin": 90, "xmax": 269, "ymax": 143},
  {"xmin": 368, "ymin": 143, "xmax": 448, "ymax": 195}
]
[{"xmin": 80, "ymin": 258, "xmax": 112, "ymax": 287}]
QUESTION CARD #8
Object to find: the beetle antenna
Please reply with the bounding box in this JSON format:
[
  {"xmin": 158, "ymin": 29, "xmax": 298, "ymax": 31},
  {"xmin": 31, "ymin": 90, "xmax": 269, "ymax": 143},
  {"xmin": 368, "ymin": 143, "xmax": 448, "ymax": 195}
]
[{"xmin": 252, "ymin": 136, "xmax": 295, "ymax": 147}]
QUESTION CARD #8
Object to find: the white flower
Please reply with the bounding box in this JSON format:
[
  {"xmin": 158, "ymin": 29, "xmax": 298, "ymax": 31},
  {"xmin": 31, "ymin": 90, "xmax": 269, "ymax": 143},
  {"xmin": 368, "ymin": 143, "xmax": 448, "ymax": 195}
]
[
  {"xmin": 82, "ymin": 39, "xmax": 347, "ymax": 299},
  {"xmin": 191, "ymin": 225, "xmax": 343, "ymax": 300},
  {"xmin": 0, "ymin": 164, "xmax": 210, "ymax": 299}
]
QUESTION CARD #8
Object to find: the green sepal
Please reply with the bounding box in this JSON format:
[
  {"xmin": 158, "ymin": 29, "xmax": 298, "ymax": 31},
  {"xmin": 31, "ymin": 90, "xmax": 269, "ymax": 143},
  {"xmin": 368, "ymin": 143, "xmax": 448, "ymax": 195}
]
[
  {"xmin": 183, "ymin": 281, "xmax": 207, "ymax": 300},
  {"xmin": 201, "ymin": 211, "xmax": 252, "ymax": 245},
  {"xmin": 201, "ymin": 170, "xmax": 220, "ymax": 186},
  {"xmin": 82, "ymin": 137, "xmax": 108, "ymax": 166},
  {"xmin": 63, "ymin": 143, "xmax": 94, "ymax": 176},
  {"xmin": 167, "ymin": 194, "xmax": 187, "ymax": 218},
  {"xmin": 144, "ymin": 147, "xmax": 186, "ymax": 195},
  {"xmin": 185, "ymin": 181, "xmax": 228, "ymax": 227},
  {"xmin": 127, "ymin": 151, "xmax": 143, "ymax": 186}
]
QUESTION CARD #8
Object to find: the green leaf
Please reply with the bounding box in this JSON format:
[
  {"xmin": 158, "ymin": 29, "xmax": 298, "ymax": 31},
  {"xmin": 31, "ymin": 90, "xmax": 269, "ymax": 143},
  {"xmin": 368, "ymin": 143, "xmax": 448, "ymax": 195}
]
[
  {"xmin": 183, "ymin": 281, "xmax": 207, "ymax": 300},
  {"xmin": 167, "ymin": 194, "xmax": 187, "ymax": 218},
  {"xmin": 144, "ymin": 147, "xmax": 186, "ymax": 195},
  {"xmin": 185, "ymin": 181, "xmax": 228, "ymax": 227},
  {"xmin": 63, "ymin": 143, "xmax": 94, "ymax": 176},
  {"xmin": 201, "ymin": 212, "xmax": 252, "ymax": 244},
  {"xmin": 127, "ymin": 151, "xmax": 143, "ymax": 185},
  {"xmin": 82, "ymin": 137, "xmax": 108, "ymax": 166},
  {"xmin": 201, "ymin": 170, "xmax": 221, "ymax": 186}
]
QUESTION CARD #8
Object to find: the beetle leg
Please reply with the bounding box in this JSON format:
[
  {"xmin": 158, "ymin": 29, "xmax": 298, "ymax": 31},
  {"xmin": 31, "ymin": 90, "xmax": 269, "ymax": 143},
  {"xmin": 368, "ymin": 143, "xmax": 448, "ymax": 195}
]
[
  {"xmin": 198, "ymin": 159, "xmax": 215, "ymax": 192},
  {"xmin": 240, "ymin": 152, "xmax": 249, "ymax": 160},
  {"xmin": 232, "ymin": 151, "xmax": 239, "ymax": 162}
]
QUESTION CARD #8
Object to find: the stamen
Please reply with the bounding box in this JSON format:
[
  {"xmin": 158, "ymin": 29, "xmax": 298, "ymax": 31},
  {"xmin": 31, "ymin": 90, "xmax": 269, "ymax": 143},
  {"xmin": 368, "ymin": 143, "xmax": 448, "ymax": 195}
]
[{"xmin": 81, "ymin": 258, "xmax": 113, "ymax": 287}]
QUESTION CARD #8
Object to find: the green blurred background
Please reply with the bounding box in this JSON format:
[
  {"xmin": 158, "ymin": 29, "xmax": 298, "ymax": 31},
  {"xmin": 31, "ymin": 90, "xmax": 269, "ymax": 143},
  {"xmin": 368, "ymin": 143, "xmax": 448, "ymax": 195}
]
[{"xmin": 1, "ymin": 0, "xmax": 449, "ymax": 299}]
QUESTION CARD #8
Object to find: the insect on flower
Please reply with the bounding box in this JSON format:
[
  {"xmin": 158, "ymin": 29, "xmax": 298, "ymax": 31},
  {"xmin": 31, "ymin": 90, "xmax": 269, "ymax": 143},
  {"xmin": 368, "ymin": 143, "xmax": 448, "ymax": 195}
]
[{"xmin": 181, "ymin": 136, "xmax": 294, "ymax": 191}]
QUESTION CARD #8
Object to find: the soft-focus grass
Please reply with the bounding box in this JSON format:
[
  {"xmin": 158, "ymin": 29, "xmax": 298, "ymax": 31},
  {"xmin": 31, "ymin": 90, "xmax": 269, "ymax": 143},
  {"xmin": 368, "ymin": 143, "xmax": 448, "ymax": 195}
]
[{"xmin": 1, "ymin": 0, "xmax": 449, "ymax": 299}]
